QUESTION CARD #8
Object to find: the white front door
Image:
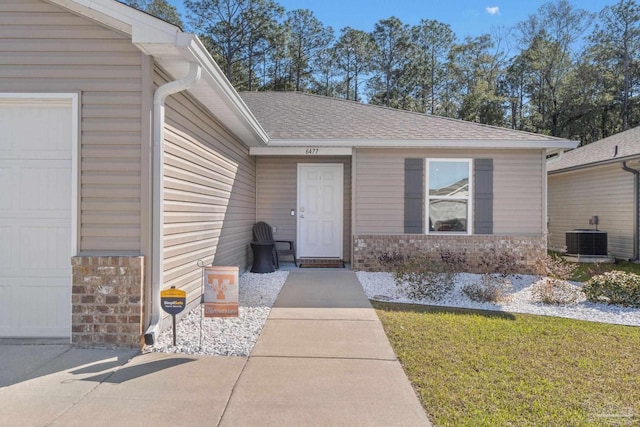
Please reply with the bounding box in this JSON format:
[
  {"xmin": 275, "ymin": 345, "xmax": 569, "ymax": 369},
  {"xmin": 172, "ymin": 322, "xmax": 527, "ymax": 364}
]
[
  {"xmin": 297, "ymin": 164, "xmax": 343, "ymax": 258},
  {"xmin": 0, "ymin": 97, "xmax": 75, "ymax": 338}
]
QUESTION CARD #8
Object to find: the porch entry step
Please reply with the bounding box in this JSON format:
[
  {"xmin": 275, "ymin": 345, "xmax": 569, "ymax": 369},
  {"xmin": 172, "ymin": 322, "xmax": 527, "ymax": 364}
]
[{"xmin": 298, "ymin": 259, "xmax": 345, "ymax": 268}]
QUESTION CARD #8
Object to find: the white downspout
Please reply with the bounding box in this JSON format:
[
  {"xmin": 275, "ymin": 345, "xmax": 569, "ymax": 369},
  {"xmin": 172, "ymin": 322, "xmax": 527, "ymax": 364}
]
[{"xmin": 144, "ymin": 62, "xmax": 201, "ymax": 346}]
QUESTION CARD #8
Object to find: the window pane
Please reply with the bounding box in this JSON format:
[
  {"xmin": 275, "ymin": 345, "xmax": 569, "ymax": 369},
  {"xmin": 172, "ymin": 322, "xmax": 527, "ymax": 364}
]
[
  {"xmin": 429, "ymin": 161, "xmax": 469, "ymax": 197},
  {"xmin": 429, "ymin": 200, "xmax": 468, "ymax": 232}
]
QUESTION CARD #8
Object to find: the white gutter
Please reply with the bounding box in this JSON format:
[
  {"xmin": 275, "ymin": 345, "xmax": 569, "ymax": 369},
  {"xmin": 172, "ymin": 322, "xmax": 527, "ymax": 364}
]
[
  {"xmin": 254, "ymin": 138, "xmax": 578, "ymax": 150},
  {"xmin": 144, "ymin": 62, "xmax": 202, "ymax": 346}
]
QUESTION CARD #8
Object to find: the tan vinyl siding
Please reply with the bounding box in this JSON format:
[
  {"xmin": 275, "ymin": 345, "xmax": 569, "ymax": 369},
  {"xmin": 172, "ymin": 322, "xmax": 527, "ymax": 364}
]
[
  {"xmin": 355, "ymin": 148, "xmax": 544, "ymax": 235},
  {"xmin": 548, "ymin": 164, "xmax": 634, "ymax": 259},
  {"xmin": 157, "ymin": 68, "xmax": 256, "ymax": 303},
  {"xmin": 256, "ymin": 156, "xmax": 352, "ymax": 262},
  {"xmin": 0, "ymin": 0, "xmax": 144, "ymax": 252}
]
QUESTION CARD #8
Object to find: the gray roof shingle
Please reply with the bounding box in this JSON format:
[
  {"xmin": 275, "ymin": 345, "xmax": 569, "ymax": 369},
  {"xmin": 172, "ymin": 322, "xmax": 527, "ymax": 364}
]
[
  {"xmin": 547, "ymin": 126, "xmax": 640, "ymax": 172},
  {"xmin": 240, "ymin": 91, "xmax": 571, "ymax": 142}
]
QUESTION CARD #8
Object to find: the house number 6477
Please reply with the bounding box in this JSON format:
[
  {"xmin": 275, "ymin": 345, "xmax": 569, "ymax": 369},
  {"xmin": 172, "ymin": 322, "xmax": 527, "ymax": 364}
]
[{"xmin": 305, "ymin": 148, "xmax": 319, "ymax": 155}]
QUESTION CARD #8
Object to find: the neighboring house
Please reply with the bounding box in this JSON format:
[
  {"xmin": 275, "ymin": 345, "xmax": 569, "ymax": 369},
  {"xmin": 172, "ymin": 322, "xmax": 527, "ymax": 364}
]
[
  {"xmin": 0, "ymin": 0, "xmax": 576, "ymax": 349},
  {"xmin": 548, "ymin": 127, "xmax": 640, "ymax": 261}
]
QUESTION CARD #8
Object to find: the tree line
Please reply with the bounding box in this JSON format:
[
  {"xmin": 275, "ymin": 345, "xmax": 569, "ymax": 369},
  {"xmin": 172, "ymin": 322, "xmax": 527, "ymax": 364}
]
[{"xmin": 125, "ymin": 0, "xmax": 640, "ymax": 145}]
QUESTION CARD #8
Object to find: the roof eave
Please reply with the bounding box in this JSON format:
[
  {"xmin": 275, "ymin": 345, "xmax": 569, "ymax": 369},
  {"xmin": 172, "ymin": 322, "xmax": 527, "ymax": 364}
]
[
  {"xmin": 548, "ymin": 154, "xmax": 640, "ymax": 175},
  {"xmin": 260, "ymin": 139, "xmax": 578, "ymax": 150}
]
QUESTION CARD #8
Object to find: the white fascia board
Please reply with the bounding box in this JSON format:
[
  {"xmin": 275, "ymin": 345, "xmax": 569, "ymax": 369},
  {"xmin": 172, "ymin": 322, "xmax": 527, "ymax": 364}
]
[
  {"xmin": 264, "ymin": 139, "xmax": 579, "ymax": 150},
  {"xmin": 137, "ymin": 35, "xmax": 269, "ymax": 147},
  {"xmin": 175, "ymin": 35, "xmax": 269, "ymax": 146},
  {"xmin": 46, "ymin": 0, "xmax": 179, "ymax": 42}
]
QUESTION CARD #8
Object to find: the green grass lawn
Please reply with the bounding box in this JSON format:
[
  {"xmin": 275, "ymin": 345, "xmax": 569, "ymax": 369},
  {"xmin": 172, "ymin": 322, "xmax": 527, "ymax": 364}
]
[{"xmin": 373, "ymin": 302, "xmax": 640, "ymax": 427}]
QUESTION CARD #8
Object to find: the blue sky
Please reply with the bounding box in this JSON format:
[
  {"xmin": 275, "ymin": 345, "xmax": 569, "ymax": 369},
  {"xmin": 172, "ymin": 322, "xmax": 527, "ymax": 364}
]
[{"xmin": 171, "ymin": 0, "xmax": 616, "ymax": 40}]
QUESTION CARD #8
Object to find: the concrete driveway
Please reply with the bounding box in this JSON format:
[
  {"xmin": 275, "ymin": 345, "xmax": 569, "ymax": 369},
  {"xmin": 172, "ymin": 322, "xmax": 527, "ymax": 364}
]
[{"xmin": 0, "ymin": 271, "xmax": 431, "ymax": 427}]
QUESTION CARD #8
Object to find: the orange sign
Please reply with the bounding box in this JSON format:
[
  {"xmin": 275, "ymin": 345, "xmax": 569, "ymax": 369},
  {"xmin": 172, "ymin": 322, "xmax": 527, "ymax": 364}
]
[{"xmin": 203, "ymin": 266, "xmax": 239, "ymax": 317}]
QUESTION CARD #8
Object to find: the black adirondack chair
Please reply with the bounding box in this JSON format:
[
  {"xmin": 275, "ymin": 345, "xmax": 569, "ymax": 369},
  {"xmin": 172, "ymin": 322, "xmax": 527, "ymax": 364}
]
[{"xmin": 252, "ymin": 222, "xmax": 297, "ymax": 268}]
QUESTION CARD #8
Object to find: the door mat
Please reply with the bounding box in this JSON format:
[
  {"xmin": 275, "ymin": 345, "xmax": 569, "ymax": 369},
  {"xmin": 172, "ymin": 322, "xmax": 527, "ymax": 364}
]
[{"xmin": 298, "ymin": 259, "xmax": 345, "ymax": 268}]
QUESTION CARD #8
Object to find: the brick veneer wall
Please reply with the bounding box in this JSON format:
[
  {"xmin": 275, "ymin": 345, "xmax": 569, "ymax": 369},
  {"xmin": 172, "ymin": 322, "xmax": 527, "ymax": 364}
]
[
  {"xmin": 71, "ymin": 256, "xmax": 144, "ymax": 349},
  {"xmin": 353, "ymin": 234, "xmax": 546, "ymax": 274}
]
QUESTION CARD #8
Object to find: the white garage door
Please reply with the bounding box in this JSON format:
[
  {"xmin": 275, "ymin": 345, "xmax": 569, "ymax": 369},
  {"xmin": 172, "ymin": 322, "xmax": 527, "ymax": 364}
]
[{"xmin": 0, "ymin": 97, "xmax": 75, "ymax": 338}]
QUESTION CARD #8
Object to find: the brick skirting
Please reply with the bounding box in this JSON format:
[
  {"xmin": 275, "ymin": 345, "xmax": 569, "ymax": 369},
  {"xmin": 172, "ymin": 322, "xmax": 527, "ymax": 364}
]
[
  {"xmin": 71, "ymin": 256, "xmax": 144, "ymax": 349},
  {"xmin": 352, "ymin": 234, "xmax": 546, "ymax": 274}
]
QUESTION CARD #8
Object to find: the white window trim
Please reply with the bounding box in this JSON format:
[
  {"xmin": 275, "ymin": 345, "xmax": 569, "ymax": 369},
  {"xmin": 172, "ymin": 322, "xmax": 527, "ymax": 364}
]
[{"xmin": 426, "ymin": 158, "xmax": 473, "ymax": 235}]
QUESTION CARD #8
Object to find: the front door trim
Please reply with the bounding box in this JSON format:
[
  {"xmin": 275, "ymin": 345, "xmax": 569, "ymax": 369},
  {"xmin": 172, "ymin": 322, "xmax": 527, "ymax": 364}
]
[{"xmin": 297, "ymin": 163, "xmax": 343, "ymax": 259}]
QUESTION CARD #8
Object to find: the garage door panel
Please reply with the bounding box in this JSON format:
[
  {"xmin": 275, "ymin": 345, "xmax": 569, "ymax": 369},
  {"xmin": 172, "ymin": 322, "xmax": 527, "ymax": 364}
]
[
  {"xmin": 0, "ymin": 165, "xmax": 12, "ymax": 210},
  {"xmin": 0, "ymin": 281, "xmax": 13, "ymax": 334},
  {"xmin": 0, "ymin": 98, "xmax": 73, "ymax": 339},
  {"xmin": 18, "ymin": 162, "xmax": 71, "ymax": 211},
  {"xmin": 17, "ymin": 224, "xmax": 71, "ymax": 272},
  {"xmin": 0, "ymin": 226, "xmax": 10, "ymax": 272},
  {"xmin": 14, "ymin": 278, "xmax": 71, "ymax": 336}
]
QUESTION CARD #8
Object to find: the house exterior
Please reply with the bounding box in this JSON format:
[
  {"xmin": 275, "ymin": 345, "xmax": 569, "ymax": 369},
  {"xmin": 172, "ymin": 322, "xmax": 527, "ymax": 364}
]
[
  {"xmin": 0, "ymin": 0, "xmax": 576, "ymax": 349},
  {"xmin": 241, "ymin": 92, "xmax": 576, "ymax": 272},
  {"xmin": 548, "ymin": 127, "xmax": 640, "ymax": 261}
]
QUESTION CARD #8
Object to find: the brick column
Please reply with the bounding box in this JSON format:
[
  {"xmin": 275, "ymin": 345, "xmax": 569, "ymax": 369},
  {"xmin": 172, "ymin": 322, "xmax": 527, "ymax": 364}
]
[{"xmin": 71, "ymin": 256, "xmax": 144, "ymax": 349}]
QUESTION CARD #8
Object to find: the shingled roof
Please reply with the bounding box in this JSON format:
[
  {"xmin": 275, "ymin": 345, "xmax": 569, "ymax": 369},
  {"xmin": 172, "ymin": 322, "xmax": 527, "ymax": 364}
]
[
  {"xmin": 548, "ymin": 126, "xmax": 640, "ymax": 173},
  {"xmin": 240, "ymin": 91, "xmax": 574, "ymax": 147}
]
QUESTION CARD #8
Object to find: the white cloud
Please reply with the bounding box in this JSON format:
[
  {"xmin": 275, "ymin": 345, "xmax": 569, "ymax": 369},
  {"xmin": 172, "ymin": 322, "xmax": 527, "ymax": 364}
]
[{"xmin": 486, "ymin": 6, "xmax": 500, "ymax": 15}]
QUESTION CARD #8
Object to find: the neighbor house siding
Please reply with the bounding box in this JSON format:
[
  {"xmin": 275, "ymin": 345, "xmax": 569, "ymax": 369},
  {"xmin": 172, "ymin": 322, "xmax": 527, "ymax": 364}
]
[
  {"xmin": 156, "ymin": 68, "xmax": 256, "ymax": 305},
  {"xmin": 0, "ymin": 0, "xmax": 145, "ymax": 252},
  {"xmin": 255, "ymin": 156, "xmax": 352, "ymax": 262},
  {"xmin": 355, "ymin": 148, "xmax": 544, "ymax": 235},
  {"xmin": 548, "ymin": 164, "xmax": 634, "ymax": 259}
]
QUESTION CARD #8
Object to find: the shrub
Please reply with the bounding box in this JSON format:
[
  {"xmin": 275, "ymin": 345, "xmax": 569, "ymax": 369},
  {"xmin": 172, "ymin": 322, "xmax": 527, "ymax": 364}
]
[
  {"xmin": 393, "ymin": 253, "xmax": 455, "ymax": 301},
  {"xmin": 530, "ymin": 277, "xmax": 584, "ymax": 305},
  {"xmin": 457, "ymin": 248, "xmax": 520, "ymax": 303},
  {"xmin": 476, "ymin": 248, "xmax": 522, "ymax": 279},
  {"xmin": 583, "ymin": 271, "xmax": 640, "ymax": 307},
  {"xmin": 538, "ymin": 253, "xmax": 577, "ymax": 281},
  {"xmin": 462, "ymin": 275, "xmax": 512, "ymax": 303},
  {"xmin": 438, "ymin": 249, "xmax": 468, "ymax": 274},
  {"xmin": 377, "ymin": 251, "xmax": 406, "ymax": 272}
]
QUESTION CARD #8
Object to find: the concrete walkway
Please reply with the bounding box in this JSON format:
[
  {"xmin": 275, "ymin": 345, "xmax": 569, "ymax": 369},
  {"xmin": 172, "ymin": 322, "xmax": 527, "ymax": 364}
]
[{"xmin": 0, "ymin": 271, "xmax": 430, "ymax": 426}]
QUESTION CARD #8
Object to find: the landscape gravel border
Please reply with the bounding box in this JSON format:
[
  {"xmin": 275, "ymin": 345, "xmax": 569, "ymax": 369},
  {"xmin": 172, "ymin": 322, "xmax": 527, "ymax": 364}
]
[
  {"xmin": 357, "ymin": 272, "xmax": 640, "ymax": 326},
  {"xmin": 147, "ymin": 269, "xmax": 639, "ymax": 357},
  {"xmin": 147, "ymin": 271, "xmax": 288, "ymax": 357}
]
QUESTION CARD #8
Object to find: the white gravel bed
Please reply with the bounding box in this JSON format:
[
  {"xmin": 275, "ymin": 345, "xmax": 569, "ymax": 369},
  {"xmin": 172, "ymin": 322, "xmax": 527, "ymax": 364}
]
[
  {"xmin": 147, "ymin": 271, "xmax": 288, "ymax": 357},
  {"xmin": 357, "ymin": 272, "xmax": 640, "ymax": 326}
]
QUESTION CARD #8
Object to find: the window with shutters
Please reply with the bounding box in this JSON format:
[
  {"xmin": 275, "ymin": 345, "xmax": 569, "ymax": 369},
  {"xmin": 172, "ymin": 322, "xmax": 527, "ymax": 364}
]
[{"xmin": 426, "ymin": 159, "xmax": 472, "ymax": 234}]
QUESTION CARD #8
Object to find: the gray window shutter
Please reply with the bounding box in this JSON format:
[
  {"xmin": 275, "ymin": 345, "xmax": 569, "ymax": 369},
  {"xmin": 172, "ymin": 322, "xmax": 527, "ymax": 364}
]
[
  {"xmin": 404, "ymin": 158, "xmax": 424, "ymax": 234},
  {"xmin": 474, "ymin": 158, "xmax": 493, "ymax": 234}
]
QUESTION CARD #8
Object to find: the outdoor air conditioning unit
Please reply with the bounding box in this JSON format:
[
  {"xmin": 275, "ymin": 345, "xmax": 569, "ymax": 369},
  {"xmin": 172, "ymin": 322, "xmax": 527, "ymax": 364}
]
[{"xmin": 565, "ymin": 230, "xmax": 608, "ymax": 256}]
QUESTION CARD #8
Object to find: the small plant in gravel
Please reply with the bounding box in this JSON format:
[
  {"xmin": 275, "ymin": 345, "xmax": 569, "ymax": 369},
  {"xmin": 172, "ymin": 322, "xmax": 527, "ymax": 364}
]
[
  {"xmin": 528, "ymin": 254, "xmax": 582, "ymax": 305},
  {"xmin": 530, "ymin": 277, "xmax": 584, "ymax": 305},
  {"xmin": 393, "ymin": 252, "xmax": 455, "ymax": 301},
  {"xmin": 438, "ymin": 249, "xmax": 468, "ymax": 274},
  {"xmin": 462, "ymin": 276, "xmax": 512, "ymax": 303},
  {"xmin": 476, "ymin": 248, "xmax": 523, "ymax": 279},
  {"xmin": 538, "ymin": 253, "xmax": 577, "ymax": 280},
  {"xmin": 463, "ymin": 249, "xmax": 515, "ymax": 303},
  {"xmin": 583, "ymin": 271, "xmax": 640, "ymax": 307}
]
